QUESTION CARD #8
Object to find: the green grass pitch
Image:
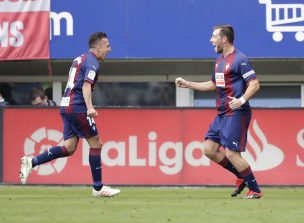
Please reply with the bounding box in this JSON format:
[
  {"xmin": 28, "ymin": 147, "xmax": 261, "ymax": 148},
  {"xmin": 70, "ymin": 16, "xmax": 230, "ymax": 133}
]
[{"xmin": 0, "ymin": 185, "xmax": 304, "ymax": 223}]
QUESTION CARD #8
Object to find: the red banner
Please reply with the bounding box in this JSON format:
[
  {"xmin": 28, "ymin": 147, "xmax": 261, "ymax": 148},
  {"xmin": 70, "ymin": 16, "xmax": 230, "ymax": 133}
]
[
  {"xmin": 0, "ymin": 0, "xmax": 50, "ymax": 60},
  {"xmin": 3, "ymin": 108, "xmax": 304, "ymax": 185}
]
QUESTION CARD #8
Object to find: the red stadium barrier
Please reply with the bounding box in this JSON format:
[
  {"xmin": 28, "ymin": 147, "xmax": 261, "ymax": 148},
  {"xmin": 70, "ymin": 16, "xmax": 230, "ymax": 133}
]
[{"xmin": 2, "ymin": 108, "xmax": 304, "ymax": 185}]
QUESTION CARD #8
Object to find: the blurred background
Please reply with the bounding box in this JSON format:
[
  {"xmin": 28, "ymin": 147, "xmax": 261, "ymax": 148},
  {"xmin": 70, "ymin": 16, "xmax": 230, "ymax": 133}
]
[
  {"xmin": 0, "ymin": 0, "xmax": 303, "ymax": 108},
  {"xmin": 1, "ymin": 0, "xmax": 304, "ymax": 186}
]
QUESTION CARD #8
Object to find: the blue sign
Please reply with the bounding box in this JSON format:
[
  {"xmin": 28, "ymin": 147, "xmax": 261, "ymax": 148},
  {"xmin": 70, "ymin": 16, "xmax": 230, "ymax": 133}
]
[{"xmin": 50, "ymin": 0, "xmax": 304, "ymax": 59}]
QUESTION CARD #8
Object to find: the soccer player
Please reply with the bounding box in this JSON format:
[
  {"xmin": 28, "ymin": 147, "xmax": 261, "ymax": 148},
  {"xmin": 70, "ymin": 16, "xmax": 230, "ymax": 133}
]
[
  {"xmin": 175, "ymin": 25, "xmax": 263, "ymax": 199},
  {"xmin": 20, "ymin": 32, "xmax": 120, "ymax": 197}
]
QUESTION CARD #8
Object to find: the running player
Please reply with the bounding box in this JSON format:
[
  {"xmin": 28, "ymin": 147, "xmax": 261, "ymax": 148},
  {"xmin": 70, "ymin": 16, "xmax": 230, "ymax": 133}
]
[
  {"xmin": 175, "ymin": 25, "xmax": 263, "ymax": 199},
  {"xmin": 20, "ymin": 32, "xmax": 120, "ymax": 197}
]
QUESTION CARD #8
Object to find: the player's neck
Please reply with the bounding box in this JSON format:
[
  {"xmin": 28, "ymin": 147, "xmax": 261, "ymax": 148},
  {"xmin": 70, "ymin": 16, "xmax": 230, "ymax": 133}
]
[
  {"xmin": 222, "ymin": 45, "xmax": 234, "ymax": 58},
  {"xmin": 89, "ymin": 49, "xmax": 98, "ymax": 59}
]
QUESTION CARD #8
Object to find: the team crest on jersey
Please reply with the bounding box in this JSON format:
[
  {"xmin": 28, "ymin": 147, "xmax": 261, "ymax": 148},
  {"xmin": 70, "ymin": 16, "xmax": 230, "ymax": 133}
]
[{"xmin": 88, "ymin": 70, "xmax": 96, "ymax": 80}]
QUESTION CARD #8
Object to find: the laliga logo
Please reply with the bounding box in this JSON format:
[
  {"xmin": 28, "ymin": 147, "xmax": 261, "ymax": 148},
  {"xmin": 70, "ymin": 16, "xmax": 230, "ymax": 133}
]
[
  {"xmin": 23, "ymin": 127, "xmax": 67, "ymax": 176},
  {"xmin": 242, "ymin": 119, "xmax": 284, "ymax": 171}
]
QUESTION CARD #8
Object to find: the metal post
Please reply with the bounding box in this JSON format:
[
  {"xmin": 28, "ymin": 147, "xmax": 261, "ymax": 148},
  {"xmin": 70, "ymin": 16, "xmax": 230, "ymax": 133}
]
[
  {"xmin": 176, "ymin": 87, "xmax": 194, "ymax": 107},
  {"xmin": 52, "ymin": 81, "xmax": 62, "ymax": 105},
  {"xmin": 0, "ymin": 108, "xmax": 3, "ymax": 183},
  {"xmin": 301, "ymin": 84, "xmax": 304, "ymax": 108}
]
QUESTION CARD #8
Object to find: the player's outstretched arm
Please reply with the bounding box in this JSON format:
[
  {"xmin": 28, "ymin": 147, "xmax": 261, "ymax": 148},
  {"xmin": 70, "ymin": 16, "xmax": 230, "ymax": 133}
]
[{"xmin": 175, "ymin": 77, "xmax": 216, "ymax": 92}]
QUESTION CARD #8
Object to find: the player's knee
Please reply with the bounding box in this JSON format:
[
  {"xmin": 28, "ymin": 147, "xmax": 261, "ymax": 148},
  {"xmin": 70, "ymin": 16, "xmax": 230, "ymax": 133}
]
[
  {"xmin": 203, "ymin": 146, "xmax": 216, "ymax": 158},
  {"xmin": 66, "ymin": 147, "xmax": 77, "ymax": 156},
  {"xmin": 96, "ymin": 138, "xmax": 103, "ymax": 149},
  {"xmin": 203, "ymin": 140, "xmax": 217, "ymax": 157},
  {"xmin": 92, "ymin": 140, "xmax": 102, "ymax": 149},
  {"xmin": 87, "ymin": 135, "xmax": 102, "ymax": 149},
  {"xmin": 67, "ymin": 150, "xmax": 75, "ymax": 156},
  {"xmin": 225, "ymin": 149, "xmax": 239, "ymax": 161}
]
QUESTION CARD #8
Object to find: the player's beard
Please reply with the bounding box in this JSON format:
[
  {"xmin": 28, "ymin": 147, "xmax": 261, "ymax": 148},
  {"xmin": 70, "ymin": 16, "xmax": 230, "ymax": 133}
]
[
  {"xmin": 99, "ymin": 54, "xmax": 106, "ymax": 61},
  {"xmin": 215, "ymin": 44, "xmax": 223, "ymax": 54}
]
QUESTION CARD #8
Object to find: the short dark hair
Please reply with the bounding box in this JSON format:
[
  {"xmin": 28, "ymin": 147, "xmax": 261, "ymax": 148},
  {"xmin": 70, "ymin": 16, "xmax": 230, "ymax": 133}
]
[
  {"xmin": 0, "ymin": 83, "xmax": 12, "ymax": 99},
  {"xmin": 29, "ymin": 87, "xmax": 45, "ymax": 101},
  {"xmin": 88, "ymin": 32, "xmax": 108, "ymax": 49},
  {"xmin": 213, "ymin": 25, "xmax": 234, "ymax": 44}
]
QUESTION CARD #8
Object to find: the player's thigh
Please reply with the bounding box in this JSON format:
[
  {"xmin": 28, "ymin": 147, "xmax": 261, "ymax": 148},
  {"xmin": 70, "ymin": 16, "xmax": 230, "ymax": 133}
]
[
  {"xmin": 71, "ymin": 113, "xmax": 99, "ymax": 139},
  {"xmin": 204, "ymin": 115, "xmax": 221, "ymax": 145},
  {"xmin": 221, "ymin": 114, "xmax": 251, "ymax": 152},
  {"xmin": 60, "ymin": 112, "xmax": 77, "ymax": 140}
]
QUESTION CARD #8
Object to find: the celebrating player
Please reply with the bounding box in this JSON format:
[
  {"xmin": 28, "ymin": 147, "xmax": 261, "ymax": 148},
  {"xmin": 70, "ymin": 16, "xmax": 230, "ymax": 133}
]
[
  {"xmin": 20, "ymin": 32, "xmax": 120, "ymax": 197},
  {"xmin": 175, "ymin": 25, "xmax": 263, "ymax": 199}
]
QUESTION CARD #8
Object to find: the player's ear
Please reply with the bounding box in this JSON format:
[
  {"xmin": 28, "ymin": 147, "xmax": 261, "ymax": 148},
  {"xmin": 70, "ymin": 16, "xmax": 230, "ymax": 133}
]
[{"xmin": 222, "ymin": 36, "xmax": 228, "ymax": 43}]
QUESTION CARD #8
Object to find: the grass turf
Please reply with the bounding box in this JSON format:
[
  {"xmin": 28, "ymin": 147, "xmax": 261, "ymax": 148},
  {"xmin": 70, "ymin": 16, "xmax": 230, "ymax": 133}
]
[{"xmin": 0, "ymin": 186, "xmax": 303, "ymax": 223}]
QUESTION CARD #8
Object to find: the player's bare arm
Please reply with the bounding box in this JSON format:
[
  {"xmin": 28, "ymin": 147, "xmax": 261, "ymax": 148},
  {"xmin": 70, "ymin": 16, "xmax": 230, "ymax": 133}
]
[
  {"xmin": 175, "ymin": 77, "xmax": 216, "ymax": 91},
  {"xmin": 228, "ymin": 78, "xmax": 260, "ymax": 110},
  {"xmin": 82, "ymin": 81, "xmax": 98, "ymax": 117}
]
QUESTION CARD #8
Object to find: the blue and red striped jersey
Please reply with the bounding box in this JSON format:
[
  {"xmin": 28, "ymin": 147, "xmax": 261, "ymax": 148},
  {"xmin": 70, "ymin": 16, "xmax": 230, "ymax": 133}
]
[
  {"xmin": 211, "ymin": 49, "xmax": 256, "ymax": 116},
  {"xmin": 60, "ymin": 51, "xmax": 99, "ymax": 113}
]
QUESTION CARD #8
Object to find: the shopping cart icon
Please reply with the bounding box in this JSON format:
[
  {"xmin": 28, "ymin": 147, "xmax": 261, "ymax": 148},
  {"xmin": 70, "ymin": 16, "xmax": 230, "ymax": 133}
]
[{"xmin": 259, "ymin": 0, "xmax": 304, "ymax": 42}]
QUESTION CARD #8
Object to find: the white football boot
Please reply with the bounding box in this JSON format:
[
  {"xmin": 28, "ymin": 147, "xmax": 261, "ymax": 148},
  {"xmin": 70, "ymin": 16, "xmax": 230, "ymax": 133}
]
[
  {"xmin": 20, "ymin": 156, "xmax": 33, "ymax": 184},
  {"xmin": 92, "ymin": 186, "xmax": 120, "ymax": 197}
]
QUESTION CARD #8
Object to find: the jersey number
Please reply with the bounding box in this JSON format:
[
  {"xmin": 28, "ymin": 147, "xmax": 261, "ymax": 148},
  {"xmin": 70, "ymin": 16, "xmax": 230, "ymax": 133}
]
[
  {"xmin": 66, "ymin": 56, "xmax": 82, "ymax": 91},
  {"xmin": 66, "ymin": 67, "xmax": 77, "ymax": 90},
  {"xmin": 87, "ymin": 116, "xmax": 96, "ymax": 131}
]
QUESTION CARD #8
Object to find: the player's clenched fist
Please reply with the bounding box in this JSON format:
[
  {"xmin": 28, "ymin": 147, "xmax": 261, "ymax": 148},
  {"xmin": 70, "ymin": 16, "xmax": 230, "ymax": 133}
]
[
  {"xmin": 87, "ymin": 107, "xmax": 98, "ymax": 117},
  {"xmin": 175, "ymin": 77, "xmax": 188, "ymax": 88}
]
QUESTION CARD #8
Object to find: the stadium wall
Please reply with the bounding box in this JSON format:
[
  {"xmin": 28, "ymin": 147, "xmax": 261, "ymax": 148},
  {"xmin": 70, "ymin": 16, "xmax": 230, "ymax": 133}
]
[
  {"xmin": 1, "ymin": 0, "xmax": 303, "ymax": 106},
  {"xmin": 0, "ymin": 108, "xmax": 2, "ymax": 183},
  {"xmin": 49, "ymin": 0, "xmax": 304, "ymax": 59},
  {"xmin": 1, "ymin": 107, "xmax": 304, "ymax": 185},
  {"xmin": 2, "ymin": 0, "xmax": 304, "ymax": 59}
]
